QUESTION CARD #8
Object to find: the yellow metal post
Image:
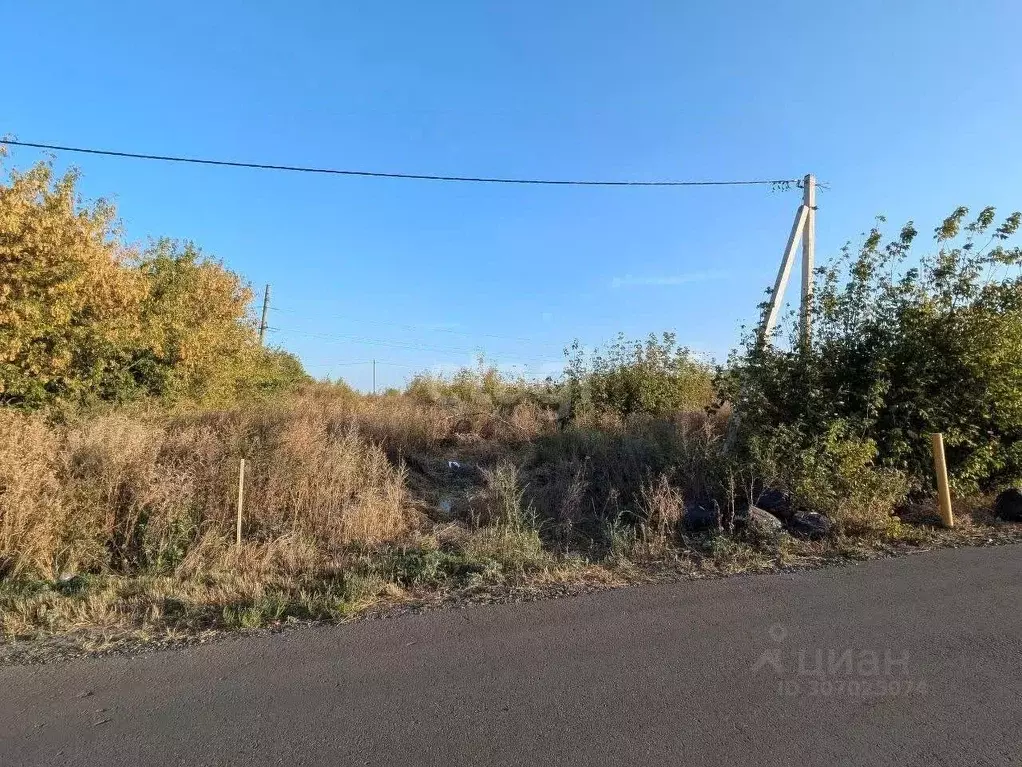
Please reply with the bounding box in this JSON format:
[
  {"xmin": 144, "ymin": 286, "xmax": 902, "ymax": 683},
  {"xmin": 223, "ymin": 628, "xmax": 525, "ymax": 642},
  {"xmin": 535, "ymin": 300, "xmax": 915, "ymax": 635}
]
[{"xmin": 930, "ymin": 434, "xmax": 954, "ymax": 528}]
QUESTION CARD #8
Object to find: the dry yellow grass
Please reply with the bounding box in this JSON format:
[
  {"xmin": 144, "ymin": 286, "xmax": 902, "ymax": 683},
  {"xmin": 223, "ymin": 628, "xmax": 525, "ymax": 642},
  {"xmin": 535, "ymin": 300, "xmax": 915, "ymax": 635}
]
[
  {"xmin": 0, "ymin": 395, "xmax": 413, "ymax": 580},
  {"xmin": 1, "ymin": 386, "xmax": 1020, "ymax": 655},
  {"xmin": 0, "ymin": 383, "xmax": 559, "ymax": 582},
  {"xmin": 0, "ymin": 411, "xmax": 64, "ymax": 577}
]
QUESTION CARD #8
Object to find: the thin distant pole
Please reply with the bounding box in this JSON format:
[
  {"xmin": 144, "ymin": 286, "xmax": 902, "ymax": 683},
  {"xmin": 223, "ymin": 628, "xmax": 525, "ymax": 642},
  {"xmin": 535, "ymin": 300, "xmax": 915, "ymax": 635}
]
[
  {"xmin": 372, "ymin": 359, "xmax": 377, "ymax": 395},
  {"xmin": 258, "ymin": 284, "xmax": 271, "ymax": 345}
]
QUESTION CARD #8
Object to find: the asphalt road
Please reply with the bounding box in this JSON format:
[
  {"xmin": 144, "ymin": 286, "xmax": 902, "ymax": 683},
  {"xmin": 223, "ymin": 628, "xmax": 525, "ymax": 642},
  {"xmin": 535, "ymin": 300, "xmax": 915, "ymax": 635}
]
[{"xmin": 2, "ymin": 545, "xmax": 1020, "ymax": 767}]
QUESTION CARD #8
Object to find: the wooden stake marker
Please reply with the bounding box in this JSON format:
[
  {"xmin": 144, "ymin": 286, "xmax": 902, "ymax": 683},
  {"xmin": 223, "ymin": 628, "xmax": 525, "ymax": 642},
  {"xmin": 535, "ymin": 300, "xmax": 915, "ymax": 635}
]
[{"xmin": 236, "ymin": 458, "xmax": 246, "ymax": 546}]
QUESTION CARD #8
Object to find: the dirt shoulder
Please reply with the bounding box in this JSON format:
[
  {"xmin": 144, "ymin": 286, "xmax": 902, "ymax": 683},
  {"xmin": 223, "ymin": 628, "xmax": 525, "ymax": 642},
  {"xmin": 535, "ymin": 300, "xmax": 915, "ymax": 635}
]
[{"xmin": 3, "ymin": 508, "xmax": 1019, "ymax": 666}]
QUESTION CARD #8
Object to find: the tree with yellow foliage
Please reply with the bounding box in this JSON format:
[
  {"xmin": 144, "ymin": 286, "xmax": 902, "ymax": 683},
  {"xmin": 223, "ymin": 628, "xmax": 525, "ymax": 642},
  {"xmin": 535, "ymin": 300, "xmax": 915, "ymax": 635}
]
[
  {"xmin": 0, "ymin": 158, "xmax": 143, "ymax": 407},
  {"xmin": 0, "ymin": 152, "xmax": 306, "ymax": 410}
]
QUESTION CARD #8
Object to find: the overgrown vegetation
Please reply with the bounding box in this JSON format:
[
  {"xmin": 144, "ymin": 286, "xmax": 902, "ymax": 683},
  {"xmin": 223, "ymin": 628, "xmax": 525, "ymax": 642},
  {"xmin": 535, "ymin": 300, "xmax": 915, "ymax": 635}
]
[
  {"xmin": 2, "ymin": 378, "xmax": 1018, "ymax": 656},
  {"xmin": 1, "ymin": 154, "xmax": 1021, "ymax": 657},
  {"xmin": 722, "ymin": 206, "xmax": 1022, "ymax": 501},
  {"xmin": 566, "ymin": 332, "xmax": 715, "ymax": 419}
]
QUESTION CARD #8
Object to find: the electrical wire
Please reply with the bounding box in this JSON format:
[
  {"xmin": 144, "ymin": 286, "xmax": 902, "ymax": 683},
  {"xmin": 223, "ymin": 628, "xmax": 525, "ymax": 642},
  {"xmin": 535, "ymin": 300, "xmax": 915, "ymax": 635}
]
[{"xmin": 1, "ymin": 140, "xmax": 801, "ymax": 188}]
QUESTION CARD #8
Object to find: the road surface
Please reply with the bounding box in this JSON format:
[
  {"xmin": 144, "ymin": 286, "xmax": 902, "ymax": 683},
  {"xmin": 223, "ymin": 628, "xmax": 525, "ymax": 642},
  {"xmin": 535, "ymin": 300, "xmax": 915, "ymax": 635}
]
[{"xmin": 2, "ymin": 545, "xmax": 1020, "ymax": 766}]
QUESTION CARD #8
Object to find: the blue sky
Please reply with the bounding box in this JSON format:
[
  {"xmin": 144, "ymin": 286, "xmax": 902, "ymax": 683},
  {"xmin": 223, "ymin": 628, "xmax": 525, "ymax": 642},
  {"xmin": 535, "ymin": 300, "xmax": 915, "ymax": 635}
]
[{"xmin": 4, "ymin": 0, "xmax": 1021, "ymax": 390}]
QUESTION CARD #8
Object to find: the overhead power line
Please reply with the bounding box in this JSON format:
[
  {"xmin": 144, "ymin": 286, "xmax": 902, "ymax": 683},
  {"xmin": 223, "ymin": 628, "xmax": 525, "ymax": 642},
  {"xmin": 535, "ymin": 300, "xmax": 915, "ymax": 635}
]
[{"xmin": 1, "ymin": 140, "xmax": 800, "ymax": 188}]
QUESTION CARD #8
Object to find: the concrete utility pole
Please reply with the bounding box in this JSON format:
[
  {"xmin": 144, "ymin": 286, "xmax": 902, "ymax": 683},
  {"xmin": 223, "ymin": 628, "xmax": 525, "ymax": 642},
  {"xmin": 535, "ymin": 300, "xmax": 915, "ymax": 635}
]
[
  {"xmin": 258, "ymin": 284, "xmax": 271, "ymax": 345},
  {"xmin": 372, "ymin": 359, "xmax": 377, "ymax": 395},
  {"xmin": 800, "ymin": 174, "xmax": 816, "ymax": 348},
  {"xmin": 759, "ymin": 173, "xmax": 817, "ymax": 348},
  {"xmin": 762, "ymin": 205, "xmax": 808, "ymax": 339}
]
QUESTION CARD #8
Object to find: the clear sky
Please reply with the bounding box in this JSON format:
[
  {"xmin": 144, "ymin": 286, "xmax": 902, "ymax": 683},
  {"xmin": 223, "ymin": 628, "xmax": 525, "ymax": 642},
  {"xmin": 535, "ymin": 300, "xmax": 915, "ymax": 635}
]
[{"xmin": 4, "ymin": 0, "xmax": 1021, "ymax": 390}]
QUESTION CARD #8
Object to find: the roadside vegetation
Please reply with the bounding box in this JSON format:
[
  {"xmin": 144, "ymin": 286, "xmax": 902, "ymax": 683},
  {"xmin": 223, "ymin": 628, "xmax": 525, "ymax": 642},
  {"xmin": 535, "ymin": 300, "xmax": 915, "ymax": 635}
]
[{"xmin": 2, "ymin": 153, "xmax": 1021, "ymax": 659}]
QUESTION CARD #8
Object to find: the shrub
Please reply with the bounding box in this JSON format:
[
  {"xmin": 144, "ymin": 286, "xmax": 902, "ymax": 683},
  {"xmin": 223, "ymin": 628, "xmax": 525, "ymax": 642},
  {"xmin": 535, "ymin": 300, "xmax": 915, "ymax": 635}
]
[
  {"xmin": 0, "ymin": 160, "xmax": 144, "ymax": 408},
  {"xmin": 565, "ymin": 332, "xmax": 714, "ymax": 420},
  {"xmin": 406, "ymin": 359, "xmax": 559, "ymax": 411},
  {"xmin": 748, "ymin": 422, "xmax": 909, "ymax": 534}
]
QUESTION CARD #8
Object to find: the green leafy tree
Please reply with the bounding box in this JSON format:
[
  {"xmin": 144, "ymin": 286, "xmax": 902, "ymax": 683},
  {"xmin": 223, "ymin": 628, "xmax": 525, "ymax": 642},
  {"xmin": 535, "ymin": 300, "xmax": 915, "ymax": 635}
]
[{"xmin": 722, "ymin": 206, "xmax": 1022, "ymax": 492}]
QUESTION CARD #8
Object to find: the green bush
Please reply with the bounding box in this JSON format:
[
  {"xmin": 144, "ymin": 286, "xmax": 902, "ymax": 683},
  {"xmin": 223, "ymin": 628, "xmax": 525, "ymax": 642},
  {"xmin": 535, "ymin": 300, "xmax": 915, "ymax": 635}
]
[
  {"xmin": 748, "ymin": 421, "xmax": 909, "ymax": 534},
  {"xmin": 565, "ymin": 332, "xmax": 715, "ymax": 420},
  {"xmin": 405, "ymin": 358, "xmax": 559, "ymax": 410},
  {"xmin": 722, "ymin": 206, "xmax": 1022, "ymax": 493}
]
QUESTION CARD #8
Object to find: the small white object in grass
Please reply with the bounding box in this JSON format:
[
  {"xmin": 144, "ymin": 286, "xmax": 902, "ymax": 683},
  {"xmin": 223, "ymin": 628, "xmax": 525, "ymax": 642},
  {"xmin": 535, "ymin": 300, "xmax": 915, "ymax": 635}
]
[{"xmin": 448, "ymin": 461, "xmax": 460, "ymax": 469}]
